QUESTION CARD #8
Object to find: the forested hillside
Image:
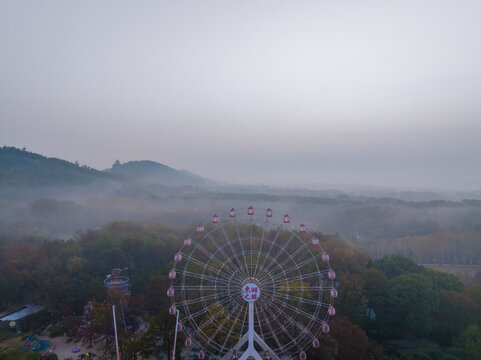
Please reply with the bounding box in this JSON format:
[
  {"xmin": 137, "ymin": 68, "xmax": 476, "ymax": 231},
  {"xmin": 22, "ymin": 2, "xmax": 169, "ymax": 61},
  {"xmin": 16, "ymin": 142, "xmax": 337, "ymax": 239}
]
[
  {"xmin": 0, "ymin": 146, "xmax": 114, "ymax": 187},
  {"xmin": 107, "ymin": 160, "xmax": 207, "ymax": 185},
  {"xmin": 1, "ymin": 221, "xmax": 480, "ymax": 359}
]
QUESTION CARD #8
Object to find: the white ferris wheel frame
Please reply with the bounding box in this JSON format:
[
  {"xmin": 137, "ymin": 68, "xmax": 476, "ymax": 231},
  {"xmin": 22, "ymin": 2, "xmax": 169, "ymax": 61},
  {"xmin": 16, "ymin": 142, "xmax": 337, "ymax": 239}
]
[{"xmin": 168, "ymin": 207, "xmax": 337, "ymax": 360}]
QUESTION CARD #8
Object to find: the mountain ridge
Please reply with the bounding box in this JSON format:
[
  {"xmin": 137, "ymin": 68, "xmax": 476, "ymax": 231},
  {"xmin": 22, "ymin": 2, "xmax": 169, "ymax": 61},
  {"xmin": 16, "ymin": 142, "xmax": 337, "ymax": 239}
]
[{"xmin": 0, "ymin": 146, "xmax": 207, "ymax": 188}]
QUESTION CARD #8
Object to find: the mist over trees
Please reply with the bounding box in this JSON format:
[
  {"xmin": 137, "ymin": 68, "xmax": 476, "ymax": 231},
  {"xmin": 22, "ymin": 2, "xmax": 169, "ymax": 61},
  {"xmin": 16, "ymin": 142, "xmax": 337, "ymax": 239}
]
[{"xmin": 2, "ymin": 147, "xmax": 481, "ymax": 359}]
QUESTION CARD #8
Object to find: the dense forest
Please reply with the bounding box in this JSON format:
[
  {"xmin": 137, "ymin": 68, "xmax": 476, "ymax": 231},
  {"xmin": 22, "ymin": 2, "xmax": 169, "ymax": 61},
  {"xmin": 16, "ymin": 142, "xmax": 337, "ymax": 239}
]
[{"xmin": 1, "ymin": 221, "xmax": 481, "ymax": 359}]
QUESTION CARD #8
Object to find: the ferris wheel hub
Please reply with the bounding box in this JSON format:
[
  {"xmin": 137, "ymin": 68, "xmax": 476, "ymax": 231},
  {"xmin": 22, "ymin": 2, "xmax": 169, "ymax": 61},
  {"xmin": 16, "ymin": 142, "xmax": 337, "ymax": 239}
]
[{"xmin": 241, "ymin": 282, "xmax": 261, "ymax": 302}]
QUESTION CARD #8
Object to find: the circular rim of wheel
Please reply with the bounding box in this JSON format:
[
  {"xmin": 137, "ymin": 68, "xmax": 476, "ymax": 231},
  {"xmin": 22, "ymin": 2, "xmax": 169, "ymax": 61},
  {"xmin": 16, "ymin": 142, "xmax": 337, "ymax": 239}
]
[{"xmin": 168, "ymin": 207, "xmax": 337, "ymax": 359}]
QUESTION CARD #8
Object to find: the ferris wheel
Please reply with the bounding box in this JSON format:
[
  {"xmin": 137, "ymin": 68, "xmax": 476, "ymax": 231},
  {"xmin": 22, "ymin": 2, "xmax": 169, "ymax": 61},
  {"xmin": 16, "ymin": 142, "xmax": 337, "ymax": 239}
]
[{"xmin": 167, "ymin": 207, "xmax": 337, "ymax": 360}]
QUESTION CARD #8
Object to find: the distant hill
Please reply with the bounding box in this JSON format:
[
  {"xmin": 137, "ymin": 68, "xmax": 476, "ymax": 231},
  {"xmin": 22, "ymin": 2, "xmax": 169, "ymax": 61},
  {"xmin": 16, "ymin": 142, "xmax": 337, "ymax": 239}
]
[
  {"xmin": 0, "ymin": 147, "xmax": 208, "ymax": 188},
  {"xmin": 106, "ymin": 160, "xmax": 208, "ymax": 186},
  {"xmin": 0, "ymin": 146, "xmax": 115, "ymax": 187}
]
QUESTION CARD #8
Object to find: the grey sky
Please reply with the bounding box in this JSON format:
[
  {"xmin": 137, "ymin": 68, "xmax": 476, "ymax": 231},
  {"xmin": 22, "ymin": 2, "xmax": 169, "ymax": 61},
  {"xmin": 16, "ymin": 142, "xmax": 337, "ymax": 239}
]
[{"xmin": 1, "ymin": 1, "xmax": 481, "ymax": 190}]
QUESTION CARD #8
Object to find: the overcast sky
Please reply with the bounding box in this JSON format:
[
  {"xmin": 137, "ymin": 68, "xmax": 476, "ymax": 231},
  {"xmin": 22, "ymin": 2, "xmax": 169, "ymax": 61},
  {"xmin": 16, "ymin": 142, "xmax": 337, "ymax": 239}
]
[{"xmin": 1, "ymin": 1, "xmax": 480, "ymax": 190}]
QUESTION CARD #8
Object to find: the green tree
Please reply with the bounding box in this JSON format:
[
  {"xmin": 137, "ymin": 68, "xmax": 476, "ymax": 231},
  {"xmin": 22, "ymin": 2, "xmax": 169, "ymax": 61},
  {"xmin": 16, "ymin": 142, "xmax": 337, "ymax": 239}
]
[
  {"xmin": 372, "ymin": 254, "xmax": 422, "ymax": 279},
  {"xmin": 458, "ymin": 325, "xmax": 481, "ymax": 359},
  {"xmin": 376, "ymin": 273, "xmax": 439, "ymax": 337},
  {"xmin": 431, "ymin": 290, "xmax": 480, "ymax": 344},
  {"xmin": 337, "ymin": 271, "xmax": 367, "ymax": 318}
]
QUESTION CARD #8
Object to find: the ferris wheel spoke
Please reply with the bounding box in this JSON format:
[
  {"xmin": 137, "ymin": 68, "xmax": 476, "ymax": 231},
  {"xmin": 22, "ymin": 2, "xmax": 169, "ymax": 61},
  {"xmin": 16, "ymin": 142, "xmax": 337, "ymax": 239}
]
[
  {"xmin": 220, "ymin": 300, "xmax": 248, "ymax": 349},
  {"xmin": 259, "ymin": 300, "xmax": 300, "ymax": 351},
  {"xmin": 176, "ymin": 269, "xmax": 219, "ymax": 283},
  {"xmin": 269, "ymin": 236, "xmax": 312, "ymax": 271},
  {"xmin": 256, "ymin": 237, "xmax": 304, "ymax": 286},
  {"xmin": 185, "ymin": 293, "xmax": 244, "ymax": 341},
  {"xmin": 261, "ymin": 233, "xmax": 295, "ymax": 274},
  {"xmin": 252, "ymin": 223, "xmax": 266, "ymax": 280},
  {"xmin": 182, "ymin": 254, "xmax": 234, "ymax": 283},
  {"xmin": 268, "ymin": 300, "xmax": 316, "ymax": 340},
  {"xmin": 275, "ymin": 285, "xmax": 326, "ymax": 292},
  {"xmin": 181, "ymin": 293, "xmax": 219, "ymax": 306},
  {"xmin": 270, "ymin": 252, "xmax": 324, "ymax": 283},
  {"xmin": 271, "ymin": 271, "xmax": 322, "ymax": 284},
  {"xmin": 234, "ymin": 221, "xmax": 251, "ymax": 278},
  {"xmin": 274, "ymin": 291, "xmax": 325, "ymax": 307},
  {"xmin": 194, "ymin": 296, "xmax": 245, "ymax": 339},
  {"xmin": 182, "ymin": 299, "xmax": 235, "ymax": 323},
  {"xmin": 206, "ymin": 233, "xmax": 244, "ymax": 276},
  {"xmin": 270, "ymin": 295, "xmax": 325, "ymax": 325},
  {"xmin": 257, "ymin": 228, "xmax": 282, "ymax": 279},
  {"xmin": 256, "ymin": 301, "xmax": 285, "ymax": 350},
  {"xmin": 174, "ymin": 285, "xmax": 231, "ymax": 290},
  {"xmin": 220, "ymin": 226, "xmax": 250, "ymax": 279},
  {"xmin": 193, "ymin": 242, "xmax": 237, "ymax": 275}
]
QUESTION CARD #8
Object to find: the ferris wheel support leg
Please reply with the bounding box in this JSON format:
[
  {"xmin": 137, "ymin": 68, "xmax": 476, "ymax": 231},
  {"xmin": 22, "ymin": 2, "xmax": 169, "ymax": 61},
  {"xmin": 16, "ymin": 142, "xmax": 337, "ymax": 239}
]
[
  {"xmin": 253, "ymin": 333, "xmax": 281, "ymax": 360},
  {"xmin": 238, "ymin": 303, "xmax": 263, "ymax": 360}
]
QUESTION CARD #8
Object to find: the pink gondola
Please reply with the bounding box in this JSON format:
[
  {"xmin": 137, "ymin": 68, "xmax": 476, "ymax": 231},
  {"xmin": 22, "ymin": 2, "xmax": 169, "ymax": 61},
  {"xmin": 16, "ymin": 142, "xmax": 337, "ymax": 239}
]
[
  {"xmin": 266, "ymin": 208, "xmax": 273, "ymax": 218},
  {"xmin": 229, "ymin": 208, "xmax": 236, "ymax": 218},
  {"xmin": 196, "ymin": 224, "xmax": 205, "ymax": 233},
  {"xmin": 212, "ymin": 214, "xmax": 219, "ymax": 224},
  {"xmin": 167, "ymin": 287, "xmax": 174, "ymax": 297},
  {"xmin": 328, "ymin": 305, "xmax": 336, "ymax": 316},
  {"xmin": 328, "ymin": 269, "xmax": 336, "ymax": 280},
  {"xmin": 174, "ymin": 252, "xmax": 182, "ymax": 263},
  {"xmin": 169, "ymin": 269, "xmax": 176, "ymax": 280},
  {"xmin": 283, "ymin": 214, "xmax": 290, "ymax": 224},
  {"xmin": 312, "ymin": 337, "xmax": 320, "ymax": 348},
  {"xmin": 169, "ymin": 305, "xmax": 176, "ymax": 315},
  {"xmin": 330, "ymin": 288, "xmax": 338, "ymax": 298},
  {"xmin": 322, "ymin": 323, "xmax": 330, "ymax": 333},
  {"xmin": 321, "ymin": 252, "xmax": 329, "ymax": 263},
  {"xmin": 300, "ymin": 350, "xmax": 307, "ymax": 360},
  {"xmin": 247, "ymin": 206, "xmax": 255, "ymax": 216},
  {"xmin": 299, "ymin": 224, "xmax": 306, "ymax": 233},
  {"xmin": 198, "ymin": 350, "xmax": 205, "ymax": 359},
  {"xmin": 177, "ymin": 321, "xmax": 182, "ymax": 332},
  {"xmin": 184, "ymin": 237, "xmax": 192, "ymax": 247},
  {"xmin": 185, "ymin": 337, "xmax": 193, "ymax": 347},
  {"xmin": 311, "ymin": 237, "xmax": 319, "ymax": 246}
]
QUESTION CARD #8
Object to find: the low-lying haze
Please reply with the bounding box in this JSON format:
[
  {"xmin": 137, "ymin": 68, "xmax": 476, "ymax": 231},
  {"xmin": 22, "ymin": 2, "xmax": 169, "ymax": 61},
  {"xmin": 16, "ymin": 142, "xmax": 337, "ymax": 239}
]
[{"xmin": 1, "ymin": 1, "xmax": 480, "ymax": 190}]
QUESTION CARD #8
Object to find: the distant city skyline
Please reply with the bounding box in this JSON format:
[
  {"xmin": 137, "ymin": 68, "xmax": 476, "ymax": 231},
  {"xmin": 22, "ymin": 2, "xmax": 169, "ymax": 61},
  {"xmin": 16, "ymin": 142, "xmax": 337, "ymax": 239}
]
[{"xmin": 1, "ymin": 1, "xmax": 480, "ymax": 191}]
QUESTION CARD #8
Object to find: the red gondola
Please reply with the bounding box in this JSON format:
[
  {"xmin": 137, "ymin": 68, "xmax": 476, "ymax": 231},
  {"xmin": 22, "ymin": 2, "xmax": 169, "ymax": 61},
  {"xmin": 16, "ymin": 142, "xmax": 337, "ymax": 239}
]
[
  {"xmin": 229, "ymin": 208, "xmax": 236, "ymax": 218},
  {"xmin": 169, "ymin": 305, "xmax": 176, "ymax": 315},
  {"xmin": 247, "ymin": 206, "xmax": 255, "ymax": 216},
  {"xmin": 212, "ymin": 214, "xmax": 219, "ymax": 224},
  {"xmin": 266, "ymin": 208, "xmax": 273, "ymax": 218},
  {"xmin": 328, "ymin": 305, "xmax": 336, "ymax": 316},
  {"xmin": 196, "ymin": 224, "xmax": 205, "ymax": 233},
  {"xmin": 300, "ymin": 350, "xmax": 307, "ymax": 360},
  {"xmin": 184, "ymin": 237, "xmax": 192, "ymax": 247},
  {"xmin": 312, "ymin": 337, "xmax": 320, "ymax": 348},
  {"xmin": 198, "ymin": 350, "xmax": 205, "ymax": 359},
  {"xmin": 311, "ymin": 237, "xmax": 319, "ymax": 246},
  {"xmin": 167, "ymin": 287, "xmax": 174, "ymax": 297},
  {"xmin": 174, "ymin": 252, "xmax": 182, "ymax": 263},
  {"xmin": 321, "ymin": 252, "xmax": 329, "ymax": 263},
  {"xmin": 169, "ymin": 269, "xmax": 176, "ymax": 279},
  {"xmin": 283, "ymin": 214, "xmax": 290, "ymax": 223},
  {"xmin": 299, "ymin": 224, "xmax": 306, "ymax": 233},
  {"xmin": 185, "ymin": 337, "xmax": 193, "ymax": 347}
]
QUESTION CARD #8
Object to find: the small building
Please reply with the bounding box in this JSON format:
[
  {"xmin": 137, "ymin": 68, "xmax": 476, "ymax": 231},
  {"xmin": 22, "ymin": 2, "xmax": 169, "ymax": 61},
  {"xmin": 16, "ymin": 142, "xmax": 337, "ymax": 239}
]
[{"xmin": 0, "ymin": 304, "xmax": 44, "ymax": 332}]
